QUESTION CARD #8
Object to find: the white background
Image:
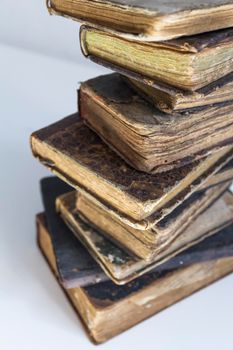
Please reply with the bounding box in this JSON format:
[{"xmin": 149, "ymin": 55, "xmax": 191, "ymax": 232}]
[{"xmin": 0, "ymin": 2, "xmax": 233, "ymax": 350}]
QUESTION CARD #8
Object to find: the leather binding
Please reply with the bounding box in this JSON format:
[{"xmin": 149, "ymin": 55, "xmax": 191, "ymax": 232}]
[
  {"xmin": 30, "ymin": 114, "xmax": 233, "ymax": 228},
  {"xmin": 79, "ymin": 73, "xmax": 233, "ymax": 172},
  {"xmin": 37, "ymin": 212, "xmax": 233, "ymax": 343},
  {"xmin": 39, "ymin": 177, "xmax": 233, "ymax": 287},
  {"xmin": 75, "ymin": 183, "xmax": 230, "ymax": 260},
  {"xmin": 47, "ymin": 0, "xmax": 233, "ymax": 41},
  {"xmin": 56, "ymin": 190, "xmax": 233, "ymax": 284},
  {"xmin": 40, "ymin": 176, "xmax": 108, "ymax": 288},
  {"xmin": 80, "ymin": 26, "xmax": 233, "ymax": 91},
  {"xmin": 124, "ymin": 73, "xmax": 233, "ymax": 113}
]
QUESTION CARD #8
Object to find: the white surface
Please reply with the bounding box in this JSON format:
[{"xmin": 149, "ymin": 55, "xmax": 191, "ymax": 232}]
[
  {"xmin": 0, "ymin": 0, "xmax": 82, "ymax": 63},
  {"xmin": 0, "ymin": 43, "xmax": 233, "ymax": 350},
  {"xmin": 1, "ymin": 3, "xmax": 232, "ymax": 350}
]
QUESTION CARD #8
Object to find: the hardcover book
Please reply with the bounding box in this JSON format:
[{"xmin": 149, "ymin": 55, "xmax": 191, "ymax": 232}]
[
  {"xmin": 56, "ymin": 190, "xmax": 233, "ymax": 284},
  {"xmin": 125, "ymin": 73, "xmax": 233, "ymax": 113},
  {"xmin": 37, "ymin": 213, "xmax": 233, "ymax": 342},
  {"xmin": 75, "ymin": 183, "xmax": 230, "ymax": 260},
  {"xmin": 79, "ymin": 73, "xmax": 233, "ymax": 172},
  {"xmin": 47, "ymin": 0, "xmax": 233, "ymax": 41},
  {"xmin": 30, "ymin": 114, "xmax": 233, "ymax": 228},
  {"xmin": 40, "ymin": 176, "xmax": 107, "ymax": 288},
  {"xmin": 40, "ymin": 177, "xmax": 232, "ymax": 288},
  {"xmin": 80, "ymin": 26, "xmax": 233, "ymax": 91}
]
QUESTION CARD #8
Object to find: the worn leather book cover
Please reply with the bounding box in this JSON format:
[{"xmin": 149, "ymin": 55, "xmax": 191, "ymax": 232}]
[
  {"xmin": 80, "ymin": 26, "xmax": 233, "ymax": 91},
  {"xmin": 76, "ymin": 183, "xmax": 230, "ymax": 260},
  {"xmin": 124, "ymin": 73, "xmax": 233, "ymax": 113},
  {"xmin": 37, "ymin": 213, "xmax": 233, "ymax": 343},
  {"xmin": 40, "ymin": 177, "xmax": 232, "ymax": 286},
  {"xmin": 79, "ymin": 73, "xmax": 233, "ymax": 172},
  {"xmin": 40, "ymin": 176, "xmax": 108, "ymax": 288},
  {"xmin": 30, "ymin": 114, "xmax": 233, "ymax": 227},
  {"xmin": 47, "ymin": 0, "xmax": 233, "ymax": 41},
  {"xmin": 56, "ymin": 190, "xmax": 233, "ymax": 284}
]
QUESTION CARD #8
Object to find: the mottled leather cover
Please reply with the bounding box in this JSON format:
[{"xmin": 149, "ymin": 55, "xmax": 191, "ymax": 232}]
[
  {"xmin": 128, "ymin": 70, "xmax": 233, "ymax": 98},
  {"xmin": 79, "ymin": 72, "xmax": 233, "ymax": 125},
  {"xmin": 39, "ymin": 210, "xmax": 233, "ymax": 297},
  {"xmin": 75, "ymin": 183, "xmax": 229, "ymax": 261},
  {"xmin": 40, "ymin": 177, "xmax": 108, "ymax": 288},
  {"xmin": 57, "ymin": 190, "xmax": 233, "ymax": 284},
  {"xmin": 31, "ymin": 114, "xmax": 233, "ymax": 227},
  {"xmin": 38, "ymin": 212, "xmax": 233, "ymax": 343},
  {"xmin": 79, "ymin": 73, "xmax": 233, "ymax": 172},
  {"xmin": 124, "ymin": 72, "xmax": 233, "ymax": 113},
  {"xmin": 84, "ymin": 222, "xmax": 233, "ymax": 302},
  {"xmin": 39, "ymin": 177, "xmax": 233, "ymax": 288}
]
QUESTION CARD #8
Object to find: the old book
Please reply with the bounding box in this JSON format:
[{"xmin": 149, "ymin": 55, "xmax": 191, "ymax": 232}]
[
  {"xmin": 43, "ymin": 176, "xmax": 214, "ymax": 287},
  {"xmin": 75, "ymin": 159, "xmax": 233, "ymax": 231},
  {"xmin": 125, "ymin": 73, "xmax": 233, "ymax": 113},
  {"xmin": 37, "ymin": 213, "xmax": 233, "ymax": 342},
  {"xmin": 47, "ymin": 0, "xmax": 233, "ymax": 41},
  {"xmin": 30, "ymin": 114, "xmax": 233, "ymax": 227},
  {"xmin": 56, "ymin": 190, "xmax": 233, "ymax": 284},
  {"xmin": 75, "ymin": 183, "xmax": 230, "ymax": 260},
  {"xmin": 80, "ymin": 26, "xmax": 233, "ymax": 91},
  {"xmin": 79, "ymin": 73, "xmax": 233, "ymax": 172},
  {"xmin": 40, "ymin": 177, "xmax": 231, "ymax": 288},
  {"xmin": 40, "ymin": 176, "xmax": 107, "ymax": 288}
]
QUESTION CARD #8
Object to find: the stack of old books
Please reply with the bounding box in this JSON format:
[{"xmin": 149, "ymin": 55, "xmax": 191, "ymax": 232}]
[{"xmin": 31, "ymin": 0, "xmax": 233, "ymax": 344}]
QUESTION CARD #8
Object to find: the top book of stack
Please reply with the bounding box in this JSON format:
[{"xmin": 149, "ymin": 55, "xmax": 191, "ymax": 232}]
[{"xmin": 47, "ymin": 0, "xmax": 233, "ymax": 41}]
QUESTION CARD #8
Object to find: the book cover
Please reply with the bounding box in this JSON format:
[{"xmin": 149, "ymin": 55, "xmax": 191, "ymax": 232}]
[
  {"xmin": 80, "ymin": 26, "xmax": 233, "ymax": 90},
  {"xmin": 47, "ymin": 0, "xmax": 233, "ymax": 41},
  {"xmin": 37, "ymin": 212, "xmax": 233, "ymax": 343},
  {"xmin": 56, "ymin": 190, "xmax": 233, "ymax": 284},
  {"xmin": 40, "ymin": 176, "xmax": 108, "ymax": 288},
  {"xmin": 30, "ymin": 114, "xmax": 233, "ymax": 227},
  {"xmin": 124, "ymin": 73, "xmax": 233, "ymax": 112},
  {"xmin": 79, "ymin": 73, "xmax": 233, "ymax": 172},
  {"xmin": 76, "ymin": 183, "xmax": 230, "ymax": 260}
]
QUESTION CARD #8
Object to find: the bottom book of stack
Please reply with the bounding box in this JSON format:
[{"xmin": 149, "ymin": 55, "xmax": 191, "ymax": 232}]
[{"xmin": 37, "ymin": 177, "xmax": 233, "ymax": 344}]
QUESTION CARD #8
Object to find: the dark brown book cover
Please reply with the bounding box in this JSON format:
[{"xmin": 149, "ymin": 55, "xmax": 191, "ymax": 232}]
[
  {"xmin": 56, "ymin": 190, "xmax": 233, "ymax": 284},
  {"xmin": 30, "ymin": 114, "xmax": 233, "ymax": 227},
  {"xmin": 37, "ymin": 212, "xmax": 233, "ymax": 343},
  {"xmin": 40, "ymin": 176, "xmax": 107, "ymax": 288},
  {"xmin": 79, "ymin": 73, "xmax": 233, "ymax": 172},
  {"xmin": 125, "ymin": 73, "xmax": 233, "ymax": 113},
  {"xmin": 40, "ymin": 177, "xmax": 232, "ymax": 286},
  {"xmin": 47, "ymin": 0, "xmax": 233, "ymax": 41},
  {"xmin": 76, "ymin": 183, "xmax": 230, "ymax": 260}
]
